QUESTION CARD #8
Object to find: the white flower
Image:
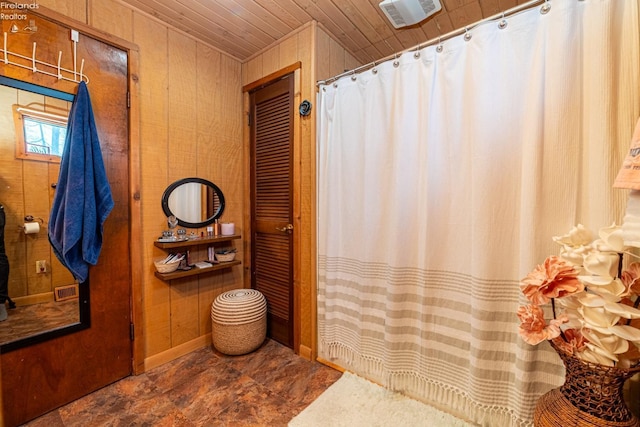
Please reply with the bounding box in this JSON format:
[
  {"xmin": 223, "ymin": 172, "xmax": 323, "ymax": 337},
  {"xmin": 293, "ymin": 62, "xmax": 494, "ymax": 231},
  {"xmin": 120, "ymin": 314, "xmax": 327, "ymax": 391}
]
[
  {"xmin": 593, "ymin": 223, "xmax": 626, "ymax": 253},
  {"xmin": 583, "ymin": 328, "xmax": 630, "ymax": 354},
  {"xmin": 584, "ymin": 343, "xmax": 620, "ymax": 366},
  {"xmin": 558, "ymin": 244, "xmax": 592, "ymax": 266},
  {"xmin": 608, "ymin": 324, "xmax": 640, "ymax": 343},
  {"xmin": 579, "ymin": 277, "xmax": 628, "ymax": 299},
  {"xmin": 603, "ymin": 302, "xmax": 640, "ymax": 320},
  {"xmin": 553, "ymin": 224, "xmax": 593, "ymax": 247},
  {"xmin": 579, "ymin": 306, "xmax": 620, "ymax": 329},
  {"xmin": 583, "ymin": 251, "xmax": 619, "ymax": 278}
]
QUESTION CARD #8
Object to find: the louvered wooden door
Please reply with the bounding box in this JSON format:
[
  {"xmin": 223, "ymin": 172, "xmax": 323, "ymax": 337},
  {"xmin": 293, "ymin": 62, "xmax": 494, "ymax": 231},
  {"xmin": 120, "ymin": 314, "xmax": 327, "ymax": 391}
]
[{"xmin": 249, "ymin": 74, "xmax": 294, "ymax": 348}]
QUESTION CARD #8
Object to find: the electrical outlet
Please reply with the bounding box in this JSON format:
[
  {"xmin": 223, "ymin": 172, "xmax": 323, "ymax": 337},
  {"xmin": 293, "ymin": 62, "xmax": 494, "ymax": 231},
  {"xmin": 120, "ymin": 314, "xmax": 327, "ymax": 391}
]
[{"xmin": 36, "ymin": 260, "xmax": 46, "ymax": 274}]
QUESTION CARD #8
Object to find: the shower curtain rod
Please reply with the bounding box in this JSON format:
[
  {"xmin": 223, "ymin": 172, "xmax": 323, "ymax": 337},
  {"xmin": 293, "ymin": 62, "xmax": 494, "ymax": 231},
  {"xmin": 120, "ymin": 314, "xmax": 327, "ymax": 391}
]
[{"xmin": 317, "ymin": 0, "xmax": 549, "ymax": 86}]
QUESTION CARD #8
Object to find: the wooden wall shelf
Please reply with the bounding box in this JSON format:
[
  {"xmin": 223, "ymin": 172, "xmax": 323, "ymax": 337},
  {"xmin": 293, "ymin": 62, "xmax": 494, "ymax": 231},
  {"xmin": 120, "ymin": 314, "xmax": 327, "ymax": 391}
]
[
  {"xmin": 154, "ymin": 234, "xmax": 241, "ymax": 250},
  {"xmin": 153, "ymin": 234, "xmax": 241, "ymax": 282},
  {"xmin": 154, "ymin": 260, "xmax": 241, "ymax": 281}
]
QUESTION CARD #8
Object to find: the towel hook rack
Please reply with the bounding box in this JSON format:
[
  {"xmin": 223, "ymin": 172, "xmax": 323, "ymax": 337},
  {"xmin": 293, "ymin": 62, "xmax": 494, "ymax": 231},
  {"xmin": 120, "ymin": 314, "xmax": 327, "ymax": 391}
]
[{"xmin": 1, "ymin": 29, "xmax": 89, "ymax": 84}]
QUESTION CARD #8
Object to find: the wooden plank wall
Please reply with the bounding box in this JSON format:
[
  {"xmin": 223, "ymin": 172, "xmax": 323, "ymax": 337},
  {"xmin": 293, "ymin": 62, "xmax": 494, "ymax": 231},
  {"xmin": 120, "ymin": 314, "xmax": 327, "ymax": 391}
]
[
  {"xmin": 29, "ymin": 0, "xmax": 360, "ymax": 367},
  {"xmin": 316, "ymin": 24, "xmax": 362, "ymax": 82},
  {"xmin": 35, "ymin": 0, "xmax": 244, "ymax": 369},
  {"xmin": 0, "ymin": 87, "xmax": 74, "ymax": 305},
  {"xmin": 241, "ymin": 22, "xmax": 360, "ymax": 359}
]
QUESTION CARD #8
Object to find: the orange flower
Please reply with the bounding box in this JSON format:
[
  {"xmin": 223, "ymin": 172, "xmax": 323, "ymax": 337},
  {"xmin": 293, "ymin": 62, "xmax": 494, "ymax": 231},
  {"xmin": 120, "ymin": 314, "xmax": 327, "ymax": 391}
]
[
  {"xmin": 621, "ymin": 262, "xmax": 640, "ymax": 296},
  {"xmin": 552, "ymin": 329, "xmax": 587, "ymax": 355},
  {"xmin": 517, "ymin": 304, "xmax": 568, "ymax": 345},
  {"xmin": 520, "ymin": 256, "xmax": 583, "ymax": 305}
]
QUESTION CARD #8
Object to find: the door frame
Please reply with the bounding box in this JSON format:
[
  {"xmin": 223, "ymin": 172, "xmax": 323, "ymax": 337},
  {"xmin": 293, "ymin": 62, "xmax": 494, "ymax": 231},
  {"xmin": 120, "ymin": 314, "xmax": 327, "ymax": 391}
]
[
  {"xmin": 0, "ymin": 5, "xmax": 143, "ymax": 421},
  {"xmin": 243, "ymin": 63, "xmax": 302, "ymax": 354}
]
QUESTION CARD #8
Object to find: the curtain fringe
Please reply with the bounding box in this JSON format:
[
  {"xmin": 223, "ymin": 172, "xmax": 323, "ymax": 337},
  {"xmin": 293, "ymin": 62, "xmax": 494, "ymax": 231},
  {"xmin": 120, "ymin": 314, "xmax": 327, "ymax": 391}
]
[{"xmin": 321, "ymin": 340, "xmax": 533, "ymax": 427}]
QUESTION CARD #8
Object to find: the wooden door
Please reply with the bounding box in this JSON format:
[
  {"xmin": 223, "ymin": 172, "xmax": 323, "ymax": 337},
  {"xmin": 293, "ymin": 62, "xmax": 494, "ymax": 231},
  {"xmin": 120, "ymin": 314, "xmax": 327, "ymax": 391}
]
[
  {"xmin": 1, "ymin": 15, "xmax": 132, "ymax": 426},
  {"xmin": 249, "ymin": 74, "xmax": 294, "ymax": 348}
]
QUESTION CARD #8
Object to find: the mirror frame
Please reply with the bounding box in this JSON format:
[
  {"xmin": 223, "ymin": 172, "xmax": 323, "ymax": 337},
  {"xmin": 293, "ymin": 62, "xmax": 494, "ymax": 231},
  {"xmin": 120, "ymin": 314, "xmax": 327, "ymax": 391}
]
[
  {"xmin": 1, "ymin": 283, "xmax": 90, "ymax": 353},
  {"xmin": 0, "ymin": 76, "xmax": 91, "ymax": 354},
  {"xmin": 161, "ymin": 177, "xmax": 225, "ymax": 228}
]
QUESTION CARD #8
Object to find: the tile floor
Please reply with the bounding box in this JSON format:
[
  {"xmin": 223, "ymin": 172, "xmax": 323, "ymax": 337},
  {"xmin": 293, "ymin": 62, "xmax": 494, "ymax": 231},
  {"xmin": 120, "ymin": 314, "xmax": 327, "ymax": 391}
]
[
  {"xmin": 0, "ymin": 299, "xmax": 78, "ymax": 346},
  {"xmin": 22, "ymin": 339, "xmax": 342, "ymax": 427}
]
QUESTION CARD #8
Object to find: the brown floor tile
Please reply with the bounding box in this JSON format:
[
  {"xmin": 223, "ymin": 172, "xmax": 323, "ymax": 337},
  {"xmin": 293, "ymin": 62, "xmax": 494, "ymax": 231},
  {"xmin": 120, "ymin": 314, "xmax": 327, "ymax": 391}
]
[{"xmin": 22, "ymin": 339, "xmax": 342, "ymax": 426}]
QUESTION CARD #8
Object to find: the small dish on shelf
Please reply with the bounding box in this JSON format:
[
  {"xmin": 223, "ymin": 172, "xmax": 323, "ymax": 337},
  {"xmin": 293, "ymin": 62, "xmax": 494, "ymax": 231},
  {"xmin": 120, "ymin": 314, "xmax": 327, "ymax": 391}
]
[
  {"xmin": 215, "ymin": 250, "xmax": 236, "ymax": 262},
  {"xmin": 153, "ymin": 254, "xmax": 184, "ymax": 273},
  {"xmin": 157, "ymin": 236, "xmax": 189, "ymax": 243}
]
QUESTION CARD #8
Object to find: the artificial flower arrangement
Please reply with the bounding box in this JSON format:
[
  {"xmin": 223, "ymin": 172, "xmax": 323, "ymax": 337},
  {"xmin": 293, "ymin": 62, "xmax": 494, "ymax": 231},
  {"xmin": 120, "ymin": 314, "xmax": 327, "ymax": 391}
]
[{"xmin": 518, "ymin": 224, "xmax": 640, "ymax": 368}]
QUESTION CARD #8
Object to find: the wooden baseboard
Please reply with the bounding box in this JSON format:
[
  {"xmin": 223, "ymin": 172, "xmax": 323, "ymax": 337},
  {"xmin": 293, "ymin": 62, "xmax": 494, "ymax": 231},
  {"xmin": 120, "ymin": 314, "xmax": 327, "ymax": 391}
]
[
  {"xmin": 298, "ymin": 344, "xmax": 312, "ymax": 361},
  {"xmin": 316, "ymin": 357, "xmax": 345, "ymax": 373},
  {"xmin": 143, "ymin": 335, "xmax": 211, "ymax": 372},
  {"xmin": 12, "ymin": 292, "xmax": 54, "ymax": 306}
]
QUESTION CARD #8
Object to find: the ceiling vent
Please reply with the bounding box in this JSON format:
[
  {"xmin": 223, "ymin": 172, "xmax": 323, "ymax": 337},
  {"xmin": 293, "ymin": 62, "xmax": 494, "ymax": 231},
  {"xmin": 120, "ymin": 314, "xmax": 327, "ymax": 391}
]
[{"xmin": 379, "ymin": 0, "xmax": 442, "ymax": 28}]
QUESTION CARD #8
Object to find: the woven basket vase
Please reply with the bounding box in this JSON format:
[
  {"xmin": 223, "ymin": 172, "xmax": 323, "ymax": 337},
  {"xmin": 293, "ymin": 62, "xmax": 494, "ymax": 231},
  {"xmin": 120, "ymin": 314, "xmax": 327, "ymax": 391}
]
[
  {"xmin": 210, "ymin": 289, "xmax": 267, "ymax": 356},
  {"xmin": 534, "ymin": 341, "xmax": 640, "ymax": 427}
]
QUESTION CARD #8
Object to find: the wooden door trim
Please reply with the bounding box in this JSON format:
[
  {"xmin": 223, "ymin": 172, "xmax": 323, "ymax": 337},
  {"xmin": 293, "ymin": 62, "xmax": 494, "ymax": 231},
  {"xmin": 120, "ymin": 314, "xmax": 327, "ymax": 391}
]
[
  {"xmin": 25, "ymin": 5, "xmax": 144, "ymax": 374},
  {"xmin": 242, "ymin": 62, "xmax": 301, "ymax": 93},
  {"xmin": 292, "ymin": 69, "xmax": 301, "ymax": 354},
  {"xmin": 36, "ymin": 5, "xmax": 140, "ymax": 53},
  {"xmin": 128, "ymin": 50, "xmax": 144, "ymax": 375}
]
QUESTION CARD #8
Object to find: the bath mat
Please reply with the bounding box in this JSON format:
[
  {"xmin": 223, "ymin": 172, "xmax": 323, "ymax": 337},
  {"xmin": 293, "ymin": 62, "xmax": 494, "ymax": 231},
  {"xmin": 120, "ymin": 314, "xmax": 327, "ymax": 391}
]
[{"xmin": 288, "ymin": 372, "xmax": 477, "ymax": 427}]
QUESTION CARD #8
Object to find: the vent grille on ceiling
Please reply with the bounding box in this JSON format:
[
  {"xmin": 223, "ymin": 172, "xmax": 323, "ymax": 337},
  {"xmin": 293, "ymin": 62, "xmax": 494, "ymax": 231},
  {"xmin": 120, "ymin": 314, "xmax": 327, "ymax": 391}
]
[{"xmin": 379, "ymin": 0, "xmax": 442, "ymax": 29}]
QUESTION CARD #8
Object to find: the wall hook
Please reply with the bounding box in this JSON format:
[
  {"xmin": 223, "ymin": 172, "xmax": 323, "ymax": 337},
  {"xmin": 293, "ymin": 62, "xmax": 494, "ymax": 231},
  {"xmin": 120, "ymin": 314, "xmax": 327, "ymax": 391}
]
[
  {"xmin": 31, "ymin": 41, "xmax": 37, "ymax": 72},
  {"xmin": 3, "ymin": 33, "xmax": 7, "ymax": 64},
  {"xmin": 79, "ymin": 58, "xmax": 86, "ymax": 83},
  {"xmin": 57, "ymin": 51, "xmax": 63, "ymax": 79},
  {"xmin": 299, "ymin": 100, "xmax": 312, "ymax": 116}
]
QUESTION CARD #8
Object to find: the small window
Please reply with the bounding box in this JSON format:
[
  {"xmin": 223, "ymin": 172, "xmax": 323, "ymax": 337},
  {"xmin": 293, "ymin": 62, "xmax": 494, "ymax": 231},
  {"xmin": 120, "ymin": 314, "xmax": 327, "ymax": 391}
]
[{"xmin": 13, "ymin": 105, "xmax": 69, "ymax": 163}]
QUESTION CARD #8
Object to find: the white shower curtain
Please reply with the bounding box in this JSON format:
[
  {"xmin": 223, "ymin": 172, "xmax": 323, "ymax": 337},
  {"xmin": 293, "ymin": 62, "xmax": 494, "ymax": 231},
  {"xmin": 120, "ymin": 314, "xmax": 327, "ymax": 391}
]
[{"xmin": 316, "ymin": 1, "xmax": 639, "ymax": 425}]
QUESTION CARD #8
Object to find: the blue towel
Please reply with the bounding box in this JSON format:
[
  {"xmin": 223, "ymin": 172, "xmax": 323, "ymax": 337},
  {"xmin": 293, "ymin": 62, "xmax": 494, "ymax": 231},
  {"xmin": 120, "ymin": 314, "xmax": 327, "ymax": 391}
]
[{"xmin": 48, "ymin": 81, "xmax": 114, "ymax": 283}]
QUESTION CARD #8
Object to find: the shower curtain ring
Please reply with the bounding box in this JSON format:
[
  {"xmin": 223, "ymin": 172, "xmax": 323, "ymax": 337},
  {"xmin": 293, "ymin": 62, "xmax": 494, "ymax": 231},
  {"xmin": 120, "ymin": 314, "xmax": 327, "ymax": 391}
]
[
  {"xmin": 498, "ymin": 12, "xmax": 507, "ymax": 29},
  {"xmin": 351, "ymin": 71, "xmax": 357, "ymax": 81},
  {"xmin": 393, "ymin": 53, "xmax": 399, "ymax": 68},
  {"xmin": 371, "ymin": 61, "xmax": 378, "ymax": 74},
  {"xmin": 464, "ymin": 28, "xmax": 472, "ymax": 42},
  {"xmin": 414, "ymin": 45, "xmax": 421, "ymax": 59},
  {"xmin": 540, "ymin": 0, "xmax": 551, "ymax": 14},
  {"xmin": 436, "ymin": 38, "xmax": 443, "ymax": 53}
]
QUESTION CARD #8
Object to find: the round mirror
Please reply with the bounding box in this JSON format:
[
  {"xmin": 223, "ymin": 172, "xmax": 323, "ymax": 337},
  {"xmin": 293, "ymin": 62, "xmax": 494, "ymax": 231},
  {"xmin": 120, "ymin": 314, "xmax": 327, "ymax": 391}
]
[{"xmin": 161, "ymin": 178, "xmax": 225, "ymax": 228}]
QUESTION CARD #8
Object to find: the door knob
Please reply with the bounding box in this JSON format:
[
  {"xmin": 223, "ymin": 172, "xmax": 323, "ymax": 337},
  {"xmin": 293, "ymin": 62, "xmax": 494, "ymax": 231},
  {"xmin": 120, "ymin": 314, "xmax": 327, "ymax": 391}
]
[{"xmin": 275, "ymin": 224, "xmax": 294, "ymax": 232}]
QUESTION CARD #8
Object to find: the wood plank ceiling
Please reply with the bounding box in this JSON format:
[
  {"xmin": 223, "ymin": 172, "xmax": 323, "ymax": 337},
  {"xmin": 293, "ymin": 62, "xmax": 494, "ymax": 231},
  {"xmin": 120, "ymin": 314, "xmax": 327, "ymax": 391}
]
[{"xmin": 120, "ymin": 0, "xmax": 532, "ymax": 65}]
